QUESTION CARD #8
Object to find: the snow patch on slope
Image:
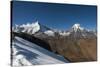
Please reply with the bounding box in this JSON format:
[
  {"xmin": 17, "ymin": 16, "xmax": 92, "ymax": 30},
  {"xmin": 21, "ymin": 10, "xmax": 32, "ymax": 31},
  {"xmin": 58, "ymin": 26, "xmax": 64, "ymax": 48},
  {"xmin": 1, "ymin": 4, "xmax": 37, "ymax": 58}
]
[
  {"xmin": 59, "ymin": 32, "xmax": 70, "ymax": 36},
  {"xmin": 44, "ymin": 30, "xmax": 55, "ymax": 36}
]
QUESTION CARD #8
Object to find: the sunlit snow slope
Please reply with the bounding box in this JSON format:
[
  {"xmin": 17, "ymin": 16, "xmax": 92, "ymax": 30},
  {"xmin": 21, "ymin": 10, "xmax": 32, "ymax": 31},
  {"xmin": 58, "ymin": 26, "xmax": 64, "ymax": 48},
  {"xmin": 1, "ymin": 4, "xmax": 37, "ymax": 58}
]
[{"xmin": 12, "ymin": 36, "xmax": 68, "ymax": 66}]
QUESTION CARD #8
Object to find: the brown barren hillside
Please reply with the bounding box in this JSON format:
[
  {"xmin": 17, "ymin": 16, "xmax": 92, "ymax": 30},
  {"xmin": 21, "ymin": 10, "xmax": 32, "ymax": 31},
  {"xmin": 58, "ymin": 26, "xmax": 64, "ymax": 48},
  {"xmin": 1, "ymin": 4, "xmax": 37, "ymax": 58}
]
[{"xmin": 37, "ymin": 36, "xmax": 97, "ymax": 62}]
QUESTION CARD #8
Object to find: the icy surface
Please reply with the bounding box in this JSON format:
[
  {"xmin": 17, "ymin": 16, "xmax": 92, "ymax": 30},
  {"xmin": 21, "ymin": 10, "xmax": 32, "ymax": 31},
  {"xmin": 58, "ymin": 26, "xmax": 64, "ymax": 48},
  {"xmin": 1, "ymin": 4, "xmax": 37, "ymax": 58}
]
[
  {"xmin": 59, "ymin": 31, "xmax": 70, "ymax": 36},
  {"xmin": 13, "ymin": 21, "xmax": 40, "ymax": 34},
  {"xmin": 13, "ymin": 21, "xmax": 56, "ymax": 36},
  {"xmin": 44, "ymin": 30, "xmax": 55, "ymax": 36},
  {"xmin": 72, "ymin": 23, "xmax": 84, "ymax": 32},
  {"xmin": 12, "ymin": 36, "xmax": 68, "ymax": 66}
]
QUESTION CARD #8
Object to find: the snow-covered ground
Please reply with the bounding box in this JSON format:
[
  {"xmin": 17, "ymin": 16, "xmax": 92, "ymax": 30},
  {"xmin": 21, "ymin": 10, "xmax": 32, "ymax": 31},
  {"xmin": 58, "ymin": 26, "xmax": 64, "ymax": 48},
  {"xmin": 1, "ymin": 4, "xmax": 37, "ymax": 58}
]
[{"xmin": 12, "ymin": 36, "xmax": 68, "ymax": 66}]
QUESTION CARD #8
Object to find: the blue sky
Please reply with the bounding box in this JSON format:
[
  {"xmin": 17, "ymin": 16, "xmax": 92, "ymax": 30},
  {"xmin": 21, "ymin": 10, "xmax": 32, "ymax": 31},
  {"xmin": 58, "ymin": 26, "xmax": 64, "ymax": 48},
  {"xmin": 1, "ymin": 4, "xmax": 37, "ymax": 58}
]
[{"xmin": 12, "ymin": 1, "xmax": 97, "ymax": 30}]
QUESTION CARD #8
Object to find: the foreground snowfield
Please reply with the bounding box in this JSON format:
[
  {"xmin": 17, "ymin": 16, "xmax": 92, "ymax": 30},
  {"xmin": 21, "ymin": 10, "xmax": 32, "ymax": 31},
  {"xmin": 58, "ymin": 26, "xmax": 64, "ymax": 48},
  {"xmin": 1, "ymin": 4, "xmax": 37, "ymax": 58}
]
[{"xmin": 12, "ymin": 36, "xmax": 68, "ymax": 66}]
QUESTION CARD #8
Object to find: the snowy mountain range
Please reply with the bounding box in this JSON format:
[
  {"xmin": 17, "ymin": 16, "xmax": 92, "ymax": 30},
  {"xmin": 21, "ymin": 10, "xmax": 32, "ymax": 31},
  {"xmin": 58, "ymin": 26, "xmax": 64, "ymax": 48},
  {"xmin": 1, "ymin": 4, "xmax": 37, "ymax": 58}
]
[
  {"xmin": 12, "ymin": 21, "xmax": 55, "ymax": 36},
  {"xmin": 12, "ymin": 21, "xmax": 96, "ymax": 38}
]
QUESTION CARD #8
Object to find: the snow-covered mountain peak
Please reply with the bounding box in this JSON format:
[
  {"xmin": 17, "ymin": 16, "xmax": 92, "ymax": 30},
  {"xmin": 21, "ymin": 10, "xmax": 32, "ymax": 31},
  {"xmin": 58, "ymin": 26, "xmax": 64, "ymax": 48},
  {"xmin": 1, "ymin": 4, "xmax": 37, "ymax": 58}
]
[
  {"xmin": 13, "ymin": 21, "xmax": 40, "ymax": 34},
  {"xmin": 20, "ymin": 21, "xmax": 39, "ymax": 28},
  {"xmin": 13, "ymin": 21, "xmax": 55, "ymax": 36},
  {"xmin": 68, "ymin": 23, "xmax": 96, "ymax": 38},
  {"xmin": 72, "ymin": 23, "xmax": 80, "ymax": 29},
  {"xmin": 44, "ymin": 30, "xmax": 55, "ymax": 36},
  {"xmin": 31, "ymin": 21, "xmax": 39, "ymax": 27},
  {"xmin": 72, "ymin": 23, "xmax": 84, "ymax": 32}
]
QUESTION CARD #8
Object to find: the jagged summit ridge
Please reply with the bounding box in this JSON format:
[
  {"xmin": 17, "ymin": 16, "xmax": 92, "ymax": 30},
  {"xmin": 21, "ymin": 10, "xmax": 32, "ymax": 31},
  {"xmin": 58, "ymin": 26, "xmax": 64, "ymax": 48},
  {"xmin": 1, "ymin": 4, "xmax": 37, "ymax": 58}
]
[
  {"xmin": 12, "ymin": 21, "xmax": 55, "ymax": 36},
  {"xmin": 13, "ymin": 21, "xmax": 40, "ymax": 34},
  {"xmin": 72, "ymin": 23, "xmax": 84, "ymax": 32},
  {"xmin": 69, "ymin": 23, "xmax": 96, "ymax": 38}
]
